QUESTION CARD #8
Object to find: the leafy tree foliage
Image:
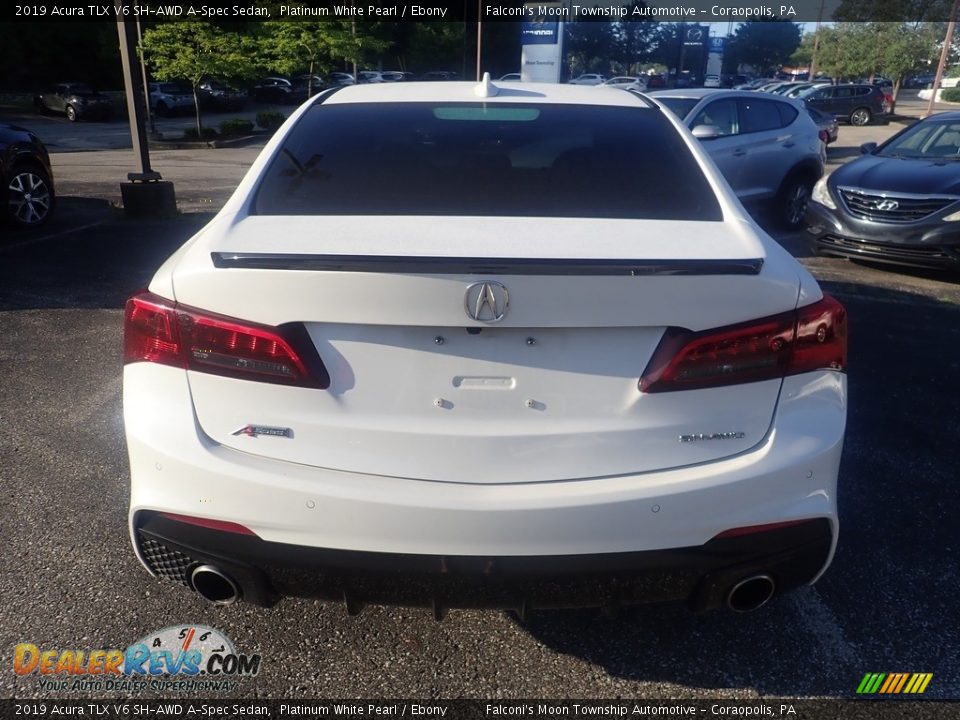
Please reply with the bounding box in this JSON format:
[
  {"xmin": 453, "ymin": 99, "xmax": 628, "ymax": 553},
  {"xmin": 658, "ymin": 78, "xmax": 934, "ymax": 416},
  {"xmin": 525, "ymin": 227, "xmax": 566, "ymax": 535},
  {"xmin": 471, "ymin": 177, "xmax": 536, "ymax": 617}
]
[
  {"xmin": 816, "ymin": 22, "xmax": 939, "ymax": 98},
  {"xmin": 724, "ymin": 20, "xmax": 801, "ymax": 76},
  {"xmin": 260, "ymin": 21, "xmax": 389, "ymax": 91},
  {"xmin": 140, "ymin": 22, "xmax": 257, "ymax": 137}
]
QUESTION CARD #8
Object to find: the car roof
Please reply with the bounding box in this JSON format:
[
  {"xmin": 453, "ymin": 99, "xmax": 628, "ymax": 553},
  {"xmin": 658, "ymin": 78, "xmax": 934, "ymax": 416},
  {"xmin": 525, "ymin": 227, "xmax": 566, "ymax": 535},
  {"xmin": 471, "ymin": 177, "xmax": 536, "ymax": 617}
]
[
  {"xmin": 323, "ymin": 81, "xmax": 654, "ymax": 107},
  {"xmin": 647, "ymin": 89, "xmax": 761, "ymax": 100},
  {"xmin": 918, "ymin": 111, "xmax": 960, "ymax": 121}
]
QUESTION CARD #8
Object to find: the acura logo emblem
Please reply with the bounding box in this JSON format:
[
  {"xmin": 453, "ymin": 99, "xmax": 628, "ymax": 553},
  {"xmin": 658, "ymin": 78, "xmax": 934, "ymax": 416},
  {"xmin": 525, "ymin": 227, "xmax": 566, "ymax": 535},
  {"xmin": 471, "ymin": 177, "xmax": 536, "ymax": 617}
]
[
  {"xmin": 464, "ymin": 281, "xmax": 509, "ymax": 322},
  {"xmin": 876, "ymin": 199, "xmax": 899, "ymax": 211}
]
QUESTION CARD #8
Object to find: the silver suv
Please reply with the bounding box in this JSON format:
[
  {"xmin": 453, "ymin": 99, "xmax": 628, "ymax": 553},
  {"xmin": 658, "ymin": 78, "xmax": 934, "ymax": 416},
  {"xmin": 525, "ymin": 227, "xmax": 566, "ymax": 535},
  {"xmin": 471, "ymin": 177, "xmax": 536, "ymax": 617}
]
[{"xmin": 649, "ymin": 89, "xmax": 824, "ymax": 227}]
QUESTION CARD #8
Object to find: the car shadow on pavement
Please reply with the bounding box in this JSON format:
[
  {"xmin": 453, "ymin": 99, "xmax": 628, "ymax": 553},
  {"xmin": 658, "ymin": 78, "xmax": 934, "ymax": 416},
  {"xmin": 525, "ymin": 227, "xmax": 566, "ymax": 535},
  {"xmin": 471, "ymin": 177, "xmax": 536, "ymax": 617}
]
[
  {"xmin": 0, "ymin": 196, "xmax": 210, "ymax": 311},
  {"xmin": 514, "ymin": 283, "xmax": 960, "ymax": 698}
]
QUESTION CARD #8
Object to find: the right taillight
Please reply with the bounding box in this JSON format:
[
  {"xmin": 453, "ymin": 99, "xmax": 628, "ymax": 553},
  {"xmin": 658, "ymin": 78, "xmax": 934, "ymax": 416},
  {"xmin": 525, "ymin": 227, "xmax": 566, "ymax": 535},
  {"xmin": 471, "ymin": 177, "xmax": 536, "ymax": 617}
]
[
  {"xmin": 639, "ymin": 294, "xmax": 846, "ymax": 393},
  {"xmin": 124, "ymin": 291, "xmax": 329, "ymax": 389}
]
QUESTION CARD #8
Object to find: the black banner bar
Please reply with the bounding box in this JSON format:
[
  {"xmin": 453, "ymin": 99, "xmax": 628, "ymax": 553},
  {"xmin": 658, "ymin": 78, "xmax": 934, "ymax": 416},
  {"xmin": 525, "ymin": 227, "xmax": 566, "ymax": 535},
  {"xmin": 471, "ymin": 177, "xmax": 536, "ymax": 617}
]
[
  {"xmin": 2, "ymin": 699, "xmax": 960, "ymax": 720},
  {"xmin": 2, "ymin": 0, "xmax": 957, "ymax": 23}
]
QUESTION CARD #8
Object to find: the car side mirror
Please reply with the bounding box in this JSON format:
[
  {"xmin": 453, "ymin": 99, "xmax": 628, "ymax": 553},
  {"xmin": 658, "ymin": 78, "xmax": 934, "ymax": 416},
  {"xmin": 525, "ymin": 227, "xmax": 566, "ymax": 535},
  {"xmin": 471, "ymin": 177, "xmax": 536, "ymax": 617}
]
[
  {"xmin": 692, "ymin": 125, "xmax": 722, "ymax": 140},
  {"xmin": 860, "ymin": 142, "xmax": 878, "ymax": 154}
]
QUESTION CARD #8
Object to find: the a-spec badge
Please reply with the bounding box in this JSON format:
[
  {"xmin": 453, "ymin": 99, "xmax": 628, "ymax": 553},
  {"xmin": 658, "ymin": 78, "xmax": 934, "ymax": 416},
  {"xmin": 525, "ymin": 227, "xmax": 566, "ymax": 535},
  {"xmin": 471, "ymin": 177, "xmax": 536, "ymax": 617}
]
[{"xmin": 232, "ymin": 425, "xmax": 293, "ymax": 439}]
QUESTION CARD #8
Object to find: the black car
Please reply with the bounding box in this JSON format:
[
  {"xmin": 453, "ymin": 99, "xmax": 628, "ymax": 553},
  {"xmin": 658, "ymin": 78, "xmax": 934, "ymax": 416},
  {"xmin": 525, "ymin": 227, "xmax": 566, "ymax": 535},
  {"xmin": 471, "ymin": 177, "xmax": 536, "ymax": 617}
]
[
  {"xmin": 197, "ymin": 78, "xmax": 247, "ymax": 111},
  {"xmin": 421, "ymin": 71, "xmax": 459, "ymax": 81},
  {"xmin": 803, "ymin": 84, "xmax": 889, "ymax": 126},
  {"xmin": 1, "ymin": 123, "xmax": 55, "ymax": 228},
  {"xmin": 381, "ymin": 71, "xmax": 416, "ymax": 82},
  {"xmin": 805, "ymin": 112, "xmax": 960, "ymax": 269},
  {"xmin": 34, "ymin": 83, "xmax": 112, "ymax": 122},
  {"xmin": 252, "ymin": 77, "xmax": 295, "ymax": 104},
  {"xmin": 327, "ymin": 72, "xmax": 356, "ymax": 87},
  {"xmin": 291, "ymin": 75, "xmax": 326, "ymax": 99}
]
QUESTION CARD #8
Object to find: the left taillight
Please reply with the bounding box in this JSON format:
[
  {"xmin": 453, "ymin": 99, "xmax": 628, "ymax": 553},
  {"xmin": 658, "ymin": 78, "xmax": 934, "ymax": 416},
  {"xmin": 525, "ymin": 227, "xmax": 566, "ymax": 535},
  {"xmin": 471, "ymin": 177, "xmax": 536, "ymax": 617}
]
[
  {"xmin": 639, "ymin": 294, "xmax": 847, "ymax": 393},
  {"xmin": 123, "ymin": 291, "xmax": 329, "ymax": 389}
]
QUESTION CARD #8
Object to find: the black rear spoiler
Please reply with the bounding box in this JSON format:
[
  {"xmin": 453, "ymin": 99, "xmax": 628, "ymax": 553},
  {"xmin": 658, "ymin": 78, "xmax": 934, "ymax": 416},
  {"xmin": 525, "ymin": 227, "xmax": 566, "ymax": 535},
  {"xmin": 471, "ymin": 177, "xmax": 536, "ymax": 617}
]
[{"xmin": 210, "ymin": 253, "xmax": 763, "ymax": 276}]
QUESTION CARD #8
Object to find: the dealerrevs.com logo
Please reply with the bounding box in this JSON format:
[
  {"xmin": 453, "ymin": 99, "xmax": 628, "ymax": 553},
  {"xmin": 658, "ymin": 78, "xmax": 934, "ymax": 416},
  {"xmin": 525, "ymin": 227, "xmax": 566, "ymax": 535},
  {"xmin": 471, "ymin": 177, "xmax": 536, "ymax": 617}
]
[{"xmin": 13, "ymin": 625, "xmax": 260, "ymax": 693}]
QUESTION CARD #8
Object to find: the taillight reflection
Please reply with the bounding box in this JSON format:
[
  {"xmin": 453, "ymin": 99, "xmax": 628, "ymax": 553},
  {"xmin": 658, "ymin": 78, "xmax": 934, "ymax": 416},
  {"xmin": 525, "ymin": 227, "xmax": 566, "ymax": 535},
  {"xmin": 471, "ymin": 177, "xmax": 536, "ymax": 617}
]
[{"xmin": 640, "ymin": 294, "xmax": 847, "ymax": 393}]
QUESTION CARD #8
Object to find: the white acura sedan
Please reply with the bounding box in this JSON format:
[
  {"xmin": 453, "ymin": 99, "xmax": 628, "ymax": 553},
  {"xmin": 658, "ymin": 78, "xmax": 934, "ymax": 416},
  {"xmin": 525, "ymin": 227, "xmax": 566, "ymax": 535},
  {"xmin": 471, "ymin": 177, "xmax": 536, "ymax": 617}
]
[{"xmin": 123, "ymin": 77, "xmax": 847, "ymax": 617}]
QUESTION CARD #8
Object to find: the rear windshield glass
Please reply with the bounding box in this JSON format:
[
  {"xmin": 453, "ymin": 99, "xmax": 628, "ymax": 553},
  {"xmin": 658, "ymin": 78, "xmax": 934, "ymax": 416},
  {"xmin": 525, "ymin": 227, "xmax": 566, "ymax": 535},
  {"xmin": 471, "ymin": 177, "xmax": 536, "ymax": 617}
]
[{"xmin": 253, "ymin": 102, "xmax": 722, "ymax": 220}]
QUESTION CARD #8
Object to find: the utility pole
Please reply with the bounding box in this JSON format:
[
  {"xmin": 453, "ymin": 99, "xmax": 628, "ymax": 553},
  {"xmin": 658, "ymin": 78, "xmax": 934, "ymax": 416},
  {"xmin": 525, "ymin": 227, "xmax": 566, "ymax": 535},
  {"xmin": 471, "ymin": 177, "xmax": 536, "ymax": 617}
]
[
  {"xmin": 927, "ymin": 0, "xmax": 960, "ymax": 117},
  {"xmin": 115, "ymin": 0, "xmax": 175, "ymax": 215},
  {"xmin": 808, "ymin": 0, "xmax": 826, "ymax": 80}
]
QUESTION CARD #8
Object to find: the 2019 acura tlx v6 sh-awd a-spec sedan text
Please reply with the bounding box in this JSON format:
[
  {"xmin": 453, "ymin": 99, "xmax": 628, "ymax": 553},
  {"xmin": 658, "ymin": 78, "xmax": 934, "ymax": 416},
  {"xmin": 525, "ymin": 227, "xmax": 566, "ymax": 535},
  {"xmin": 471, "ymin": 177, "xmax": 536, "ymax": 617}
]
[{"xmin": 123, "ymin": 76, "xmax": 848, "ymax": 617}]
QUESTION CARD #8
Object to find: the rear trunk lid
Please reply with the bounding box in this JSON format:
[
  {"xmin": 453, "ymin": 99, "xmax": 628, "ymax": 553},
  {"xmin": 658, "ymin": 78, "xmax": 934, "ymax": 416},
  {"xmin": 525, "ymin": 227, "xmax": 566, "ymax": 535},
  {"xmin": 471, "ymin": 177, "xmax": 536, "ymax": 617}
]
[{"xmin": 170, "ymin": 215, "xmax": 799, "ymax": 483}]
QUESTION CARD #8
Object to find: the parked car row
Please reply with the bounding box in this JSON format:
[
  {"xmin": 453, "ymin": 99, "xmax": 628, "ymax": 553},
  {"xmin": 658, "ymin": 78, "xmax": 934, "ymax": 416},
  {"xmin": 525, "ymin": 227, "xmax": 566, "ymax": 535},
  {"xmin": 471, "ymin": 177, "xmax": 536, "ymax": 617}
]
[
  {"xmin": 753, "ymin": 80, "xmax": 891, "ymax": 127},
  {"xmin": 567, "ymin": 73, "xmax": 665, "ymax": 88}
]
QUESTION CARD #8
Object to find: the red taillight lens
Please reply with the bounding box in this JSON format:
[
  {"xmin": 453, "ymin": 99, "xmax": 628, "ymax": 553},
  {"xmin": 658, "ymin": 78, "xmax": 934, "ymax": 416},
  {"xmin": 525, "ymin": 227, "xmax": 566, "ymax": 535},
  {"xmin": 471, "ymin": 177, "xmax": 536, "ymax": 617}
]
[
  {"xmin": 640, "ymin": 295, "xmax": 846, "ymax": 393},
  {"xmin": 123, "ymin": 292, "xmax": 329, "ymax": 389},
  {"xmin": 819, "ymin": 129, "xmax": 829, "ymax": 143},
  {"xmin": 124, "ymin": 294, "xmax": 184, "ymax": 368}
]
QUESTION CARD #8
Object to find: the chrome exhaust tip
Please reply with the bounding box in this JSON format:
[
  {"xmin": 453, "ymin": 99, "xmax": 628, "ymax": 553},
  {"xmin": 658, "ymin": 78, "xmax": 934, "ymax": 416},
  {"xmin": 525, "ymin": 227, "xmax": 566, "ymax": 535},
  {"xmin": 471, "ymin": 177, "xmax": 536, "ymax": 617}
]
[
  {"xmin": 726, "ymin": 574, "xmax": 775, "ymax": 613},
  {"xmin": 190, "ymin": 565, "xmax": 241, "ymax": 605}
]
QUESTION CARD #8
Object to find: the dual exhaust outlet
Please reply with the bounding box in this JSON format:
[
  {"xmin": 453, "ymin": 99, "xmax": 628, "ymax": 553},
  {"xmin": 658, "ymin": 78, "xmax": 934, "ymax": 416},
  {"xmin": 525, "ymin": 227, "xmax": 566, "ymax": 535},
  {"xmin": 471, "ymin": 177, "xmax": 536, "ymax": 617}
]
[{"xmin": 188, "ymin": 564, "xmax": 776, "ymax": 614}]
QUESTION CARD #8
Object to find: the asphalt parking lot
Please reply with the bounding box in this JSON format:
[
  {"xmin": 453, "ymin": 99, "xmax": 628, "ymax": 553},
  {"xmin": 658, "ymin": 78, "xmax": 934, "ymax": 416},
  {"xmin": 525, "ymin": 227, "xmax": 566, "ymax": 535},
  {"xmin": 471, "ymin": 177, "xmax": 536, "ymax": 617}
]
[{"xmin": 1, "ymin": 118, "xmax": 959, "ymax": 702}]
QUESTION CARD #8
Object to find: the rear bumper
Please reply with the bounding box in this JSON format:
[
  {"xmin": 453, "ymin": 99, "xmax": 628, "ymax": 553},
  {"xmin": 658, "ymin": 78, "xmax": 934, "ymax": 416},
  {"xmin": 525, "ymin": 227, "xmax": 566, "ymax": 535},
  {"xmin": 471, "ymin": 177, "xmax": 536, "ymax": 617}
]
[
  {"xmin": 125, "ymin": 364, "xmax": 846, "ymax": 609},
  {"xmin": 134, "ymin": 512, "xmax": 832, "ymax": 612}
]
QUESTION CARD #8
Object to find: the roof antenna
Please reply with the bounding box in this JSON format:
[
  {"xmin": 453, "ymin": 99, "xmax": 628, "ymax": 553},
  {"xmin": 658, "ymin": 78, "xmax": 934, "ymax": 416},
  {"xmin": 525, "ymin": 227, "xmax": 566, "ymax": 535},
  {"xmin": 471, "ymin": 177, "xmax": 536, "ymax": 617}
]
[{"xmin": 474, "ymin": 72, "xmax": 499, "ymax": 98}]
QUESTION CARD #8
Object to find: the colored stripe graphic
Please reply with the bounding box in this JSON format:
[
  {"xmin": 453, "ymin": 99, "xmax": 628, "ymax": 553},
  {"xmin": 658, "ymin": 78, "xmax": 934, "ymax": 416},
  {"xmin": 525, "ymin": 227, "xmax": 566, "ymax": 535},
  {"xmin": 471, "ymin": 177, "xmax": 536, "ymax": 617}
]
[
  {"xmin": 857, "ymin": 673, "xmax": 932, "ymax": 694},
  {"xmin": 893, "ymin": 673, "xmax": 910, "ymax": 693}
]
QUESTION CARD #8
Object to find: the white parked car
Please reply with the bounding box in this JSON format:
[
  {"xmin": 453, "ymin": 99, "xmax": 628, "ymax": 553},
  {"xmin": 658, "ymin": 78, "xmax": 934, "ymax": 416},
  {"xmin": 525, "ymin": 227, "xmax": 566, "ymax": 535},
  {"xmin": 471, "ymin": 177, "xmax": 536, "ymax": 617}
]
[
  {"xmin": 148, "ymin": 82, "xmax": 193, "ymax": 115},
  {"xmin": 124, "ymin": 78, "xmax": 847, "ymax": 616},
  {"xmin": 569, "ymin": 73, "xmax": 606, "ymax": 86},
  {"xmin": 703, "ymin": 74, "xmax": 722, "ymax": 88},
  {"xmin": 602, "ymin": 76, "xmax": 648, "ymax": 91}
]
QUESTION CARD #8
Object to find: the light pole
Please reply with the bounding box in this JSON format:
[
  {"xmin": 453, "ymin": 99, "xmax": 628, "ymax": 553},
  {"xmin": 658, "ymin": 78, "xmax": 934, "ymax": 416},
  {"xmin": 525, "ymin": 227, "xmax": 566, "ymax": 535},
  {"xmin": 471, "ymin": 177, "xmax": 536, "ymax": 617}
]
[
  {"xmin": 476, "ymin": 0, "xmax": 483, "ymax": 80},
  {"xmin": 115, "ymin": 0, "xmax": 176, "ymax": 215},
  {"xmin": 927, "ymin": 0, "xmax": 960, "ymax": 118},
  {"xmin": 808, "ymin": 0, "xmax": 825, "ymax": 80}
]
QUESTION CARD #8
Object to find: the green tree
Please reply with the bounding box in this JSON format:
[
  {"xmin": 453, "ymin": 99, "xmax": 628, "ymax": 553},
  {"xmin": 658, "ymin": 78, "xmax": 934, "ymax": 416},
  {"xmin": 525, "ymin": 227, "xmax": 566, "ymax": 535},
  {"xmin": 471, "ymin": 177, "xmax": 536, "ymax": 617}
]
[
  {"xmin": 789, "ymin": 32, "xmax": 816, "ymax": 68},
  {"xmin": 833, "ymin": 0, "xmax": 950, "ymax": 22},
  {"xmin": 877, "ymin": 23, "xmax": 939, "ymax": 101},
  {"xmin": 259, "ymin": 20, "xmax": 340, "ymax": 95},
  {"xmin": 817, "ymin": 22, "xmax": 939, "ymax": 101},
  {"xmin": 610, "ymin": 11, "xmax": 658, "ymax": 74},
  {"xmin": 725, "ymin": 20, "xmax": 802, "ymax": 76},
  {"xmin": 565, "ymin": 18, "xmax": 619, "ymax": 76},
  {"xmin": 140, "ymin": 22, "xmax": 258, "ymax": 138}
]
